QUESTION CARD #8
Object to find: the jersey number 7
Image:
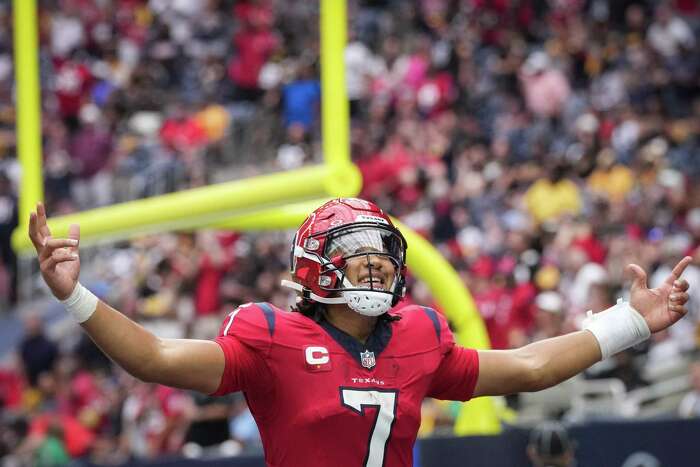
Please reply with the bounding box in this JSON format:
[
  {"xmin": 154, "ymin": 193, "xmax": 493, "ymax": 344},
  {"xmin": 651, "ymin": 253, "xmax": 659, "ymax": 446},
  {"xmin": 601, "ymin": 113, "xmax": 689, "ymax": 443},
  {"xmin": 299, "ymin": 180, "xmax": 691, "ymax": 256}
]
[{"xmin": 340, "ymin": 388, "xmax": 399, "ymax": 467}]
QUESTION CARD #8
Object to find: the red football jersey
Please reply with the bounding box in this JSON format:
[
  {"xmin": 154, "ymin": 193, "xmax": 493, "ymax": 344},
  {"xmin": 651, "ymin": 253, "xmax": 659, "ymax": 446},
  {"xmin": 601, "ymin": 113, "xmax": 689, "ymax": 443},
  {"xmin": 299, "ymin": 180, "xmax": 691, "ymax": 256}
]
[{"xmin": 214, "ymin": 303, "xmax": 479, "ymax": 467}]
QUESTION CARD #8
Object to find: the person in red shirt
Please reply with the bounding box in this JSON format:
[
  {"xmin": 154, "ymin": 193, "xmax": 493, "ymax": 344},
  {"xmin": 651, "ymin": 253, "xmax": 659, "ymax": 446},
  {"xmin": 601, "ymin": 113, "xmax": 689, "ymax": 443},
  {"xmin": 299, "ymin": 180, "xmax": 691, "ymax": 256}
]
[
  {"xmin": 469, "ymin": 256, "xmax": 516, "ymax": 350},
  {"xmin": 228, "ymin": 2, "xmax": 279, "ymax": 101},
  {"xmin": 28, "ymin": 198, "xmax": 691, "ymax": 467},
  {"xmin": 0, "ymin": 367, "xmax": 23, "ymax": 409},
  {"xmin": 52, "ymin": 56, "xmax": 93, "ymax": 131},
  {"xmin": 159, "ymin": 105, "xmax": 209, "ymax": 152},
  {"xmin": 27, "ymin": 413, "xmax": 94, "ymax": 458},
  {"xmin": 194, "ymin": 231, "xmax": 235, "ymax": 316}
]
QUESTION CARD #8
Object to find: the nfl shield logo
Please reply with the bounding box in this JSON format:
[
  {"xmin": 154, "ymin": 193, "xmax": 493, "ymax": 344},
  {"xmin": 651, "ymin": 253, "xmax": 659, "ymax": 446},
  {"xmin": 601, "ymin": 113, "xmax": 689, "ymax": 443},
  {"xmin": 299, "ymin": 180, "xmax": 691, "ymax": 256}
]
[{"xmin": 360, "ymin": 350, "xmax": 376, "ymax": 369}]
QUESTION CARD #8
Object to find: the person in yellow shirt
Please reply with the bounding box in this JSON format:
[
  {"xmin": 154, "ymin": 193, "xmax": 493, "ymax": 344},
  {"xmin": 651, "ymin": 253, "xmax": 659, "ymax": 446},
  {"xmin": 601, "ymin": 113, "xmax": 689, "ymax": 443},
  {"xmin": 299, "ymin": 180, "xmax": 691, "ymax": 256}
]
[
  {"xmin": 193, "ymin": 104, "xmax": 231, "ymax": 143},
  {"xmin": 525, "ymin": 163, "xmax": 582, "ymax": 224},
  {"xmin": 587, "ymin": 149, "xmax": 634, "ymax": 203}
]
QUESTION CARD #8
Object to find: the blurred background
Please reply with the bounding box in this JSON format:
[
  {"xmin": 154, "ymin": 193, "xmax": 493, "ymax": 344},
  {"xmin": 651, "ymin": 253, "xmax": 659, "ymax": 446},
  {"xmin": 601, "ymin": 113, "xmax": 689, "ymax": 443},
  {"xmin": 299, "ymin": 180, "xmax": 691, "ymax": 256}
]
[{"xmin": 1, "ymin": 0, "xmax": 700, "ymax": 466}]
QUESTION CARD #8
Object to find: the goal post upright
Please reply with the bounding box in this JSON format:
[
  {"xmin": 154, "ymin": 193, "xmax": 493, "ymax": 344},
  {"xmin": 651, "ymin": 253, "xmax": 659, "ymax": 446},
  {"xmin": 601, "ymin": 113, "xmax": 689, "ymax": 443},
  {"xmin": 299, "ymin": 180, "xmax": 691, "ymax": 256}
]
[{"xmin": 12, "ymin": 0, "xmax": 43, "ymax": 237}]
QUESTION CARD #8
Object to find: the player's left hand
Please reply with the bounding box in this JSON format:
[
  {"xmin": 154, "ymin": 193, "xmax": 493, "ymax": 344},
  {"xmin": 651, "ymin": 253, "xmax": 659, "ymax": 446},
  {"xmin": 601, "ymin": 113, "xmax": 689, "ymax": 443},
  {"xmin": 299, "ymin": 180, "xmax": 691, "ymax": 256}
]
[{"xmin": 626, "ymin": 256, "xmax": 692, "ymax": 333}]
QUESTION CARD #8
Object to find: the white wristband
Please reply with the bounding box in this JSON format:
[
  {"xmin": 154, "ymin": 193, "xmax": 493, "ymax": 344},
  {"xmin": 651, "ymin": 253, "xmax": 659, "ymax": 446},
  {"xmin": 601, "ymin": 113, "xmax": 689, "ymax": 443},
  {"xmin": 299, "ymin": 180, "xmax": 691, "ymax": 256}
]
[
  {"xmin": 583, "ymin": 298, "xmax": 651, "ymax": 359},
  {"xmin": 60, "ymin": 282, "xmax": 99, "ymax": 323}
]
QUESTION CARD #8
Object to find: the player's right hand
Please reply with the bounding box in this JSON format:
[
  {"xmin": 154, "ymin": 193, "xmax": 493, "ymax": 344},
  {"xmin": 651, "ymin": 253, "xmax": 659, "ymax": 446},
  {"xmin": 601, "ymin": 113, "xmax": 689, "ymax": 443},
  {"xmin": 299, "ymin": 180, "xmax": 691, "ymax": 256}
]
[{"xmin": 28, "ymin": 203, "xmax": 81, "ymax": 300}]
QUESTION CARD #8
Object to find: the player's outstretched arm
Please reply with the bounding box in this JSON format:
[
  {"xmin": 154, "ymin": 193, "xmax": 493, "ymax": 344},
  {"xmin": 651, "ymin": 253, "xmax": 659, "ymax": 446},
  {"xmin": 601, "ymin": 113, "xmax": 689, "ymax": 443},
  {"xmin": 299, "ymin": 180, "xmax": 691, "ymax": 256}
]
[
  {"xmin": 28, "ymin": 203, "xmax": 225, "ymax": 394},
  {"xmin": 473, "ymin": 257, "xmax": 692, "ymax": 398}
]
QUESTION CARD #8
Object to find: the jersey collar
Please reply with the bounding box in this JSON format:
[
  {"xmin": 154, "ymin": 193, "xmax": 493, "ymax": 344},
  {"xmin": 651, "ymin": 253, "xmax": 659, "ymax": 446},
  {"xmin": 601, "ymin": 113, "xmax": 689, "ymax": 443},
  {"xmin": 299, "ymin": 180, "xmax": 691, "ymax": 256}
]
[{"xmin": 318, "ymin": 317, "xmax": 393, "ymax": 369}]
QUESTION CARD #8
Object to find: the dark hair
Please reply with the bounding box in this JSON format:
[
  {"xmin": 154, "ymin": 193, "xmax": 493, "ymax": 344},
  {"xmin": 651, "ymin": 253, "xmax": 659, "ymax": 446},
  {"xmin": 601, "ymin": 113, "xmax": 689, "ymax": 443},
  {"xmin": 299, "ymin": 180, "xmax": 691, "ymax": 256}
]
[
  {"xmin": 529, "ymin": 421, "xmax": 573, "ymax": 457},
  {"xmin": 291, "ymin": 298, "xmax": 401, "ymax": 323}
]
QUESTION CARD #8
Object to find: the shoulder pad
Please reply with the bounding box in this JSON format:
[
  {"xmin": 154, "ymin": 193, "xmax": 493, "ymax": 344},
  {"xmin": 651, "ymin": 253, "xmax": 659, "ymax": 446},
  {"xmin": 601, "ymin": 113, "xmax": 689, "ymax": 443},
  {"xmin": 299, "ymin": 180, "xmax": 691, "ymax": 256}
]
[
  {"xmin": 218, "ymin": 302, "xmax": 278, "ymax": 351},
  {"xmin": 392, "ymin": 305, "xmax": 455, "ymax": 354}
]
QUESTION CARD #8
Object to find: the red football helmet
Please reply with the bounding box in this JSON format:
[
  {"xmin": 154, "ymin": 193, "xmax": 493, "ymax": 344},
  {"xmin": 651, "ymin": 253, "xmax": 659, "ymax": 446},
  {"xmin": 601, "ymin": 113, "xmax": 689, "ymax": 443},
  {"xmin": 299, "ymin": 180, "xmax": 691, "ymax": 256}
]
[{"xmin": 281, "ymin": 198, "xmax": 407, "ymax": 316}]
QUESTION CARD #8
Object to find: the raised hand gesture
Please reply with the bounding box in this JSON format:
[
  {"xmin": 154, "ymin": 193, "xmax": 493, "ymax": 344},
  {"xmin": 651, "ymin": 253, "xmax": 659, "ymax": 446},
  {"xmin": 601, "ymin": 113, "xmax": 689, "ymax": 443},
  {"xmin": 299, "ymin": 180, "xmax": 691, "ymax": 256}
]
[
  {"xmin": 28, "ymin": 203, "xmax": 81, "ymax": 300},
  {"xmin": 627, "ymin": 256, "xmax": 692, "ymax": 334}
]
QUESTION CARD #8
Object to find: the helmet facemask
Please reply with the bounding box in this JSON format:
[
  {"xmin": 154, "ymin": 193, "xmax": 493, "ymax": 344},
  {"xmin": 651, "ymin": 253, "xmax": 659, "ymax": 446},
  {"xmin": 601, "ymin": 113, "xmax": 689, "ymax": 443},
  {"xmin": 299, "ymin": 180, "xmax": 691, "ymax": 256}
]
[{"xmin": 319, "ymin": 224, "xmax": 406, "ymax": 316}]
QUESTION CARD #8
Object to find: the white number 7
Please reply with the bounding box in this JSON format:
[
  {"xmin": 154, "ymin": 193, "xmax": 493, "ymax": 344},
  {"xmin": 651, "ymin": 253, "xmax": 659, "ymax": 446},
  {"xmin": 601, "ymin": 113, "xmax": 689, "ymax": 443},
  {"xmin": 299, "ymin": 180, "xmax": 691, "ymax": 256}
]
[{"xmin": 340, "ymin": 388, "xmax": 398, "ymax": 467}]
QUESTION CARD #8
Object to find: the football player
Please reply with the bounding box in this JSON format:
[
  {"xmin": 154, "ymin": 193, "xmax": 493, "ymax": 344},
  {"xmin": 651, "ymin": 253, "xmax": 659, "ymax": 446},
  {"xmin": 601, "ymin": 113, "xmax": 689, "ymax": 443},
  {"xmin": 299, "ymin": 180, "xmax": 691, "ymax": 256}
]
[{"xmin": 29, "ymin": 198, "xmax": 691, "ymax": 467}]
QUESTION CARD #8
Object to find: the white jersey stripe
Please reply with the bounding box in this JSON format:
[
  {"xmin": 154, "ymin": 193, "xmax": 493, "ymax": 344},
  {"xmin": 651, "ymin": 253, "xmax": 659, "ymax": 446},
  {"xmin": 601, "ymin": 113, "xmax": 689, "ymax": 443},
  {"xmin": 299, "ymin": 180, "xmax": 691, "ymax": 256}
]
[{"xmin": 223, "ymin": 303, "xmax": 254, "ymax": 336}]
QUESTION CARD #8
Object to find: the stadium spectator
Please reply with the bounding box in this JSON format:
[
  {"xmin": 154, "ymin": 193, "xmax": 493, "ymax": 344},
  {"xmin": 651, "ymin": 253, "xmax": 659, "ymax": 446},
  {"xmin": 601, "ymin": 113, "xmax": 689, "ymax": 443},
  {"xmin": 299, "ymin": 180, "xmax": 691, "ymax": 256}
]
[
  {"xmin": 281, "ymin": 62, "xmax": 321, "ymax": 134},
  {"xmin": 0, "ymin": 169, "xmax": 17, "ymax": 305},
  {"xmin": 587, "ymin": 148, "xmax": 635, "ymax": 203},
  {"xmin": 228, "ymin": 395, "xmax": 263, "ymax": 454},
  {"xmin": 532, "ymin": 292, "xmax": 567, "ymax": 342},
  {"xmin": 524, "ymin": 163, "xmax": 582, "ymax": 225},
  {"xmin": 68, "ymin": 104, "xmax": 114, "ymax": 208},
  {"xmin": 527, "ymin": 421, "xmax": 576, "ymax": 467},
  {"xmin": 647, "ymin": 4, "xmax": 696, "ymax": 60},
  {"xmin": 183, "ymin": 392, "xmax": 235, "ymax": 449},
  {"xmin": 19, "ymin": 412, "xmax": 95, "ymax": 461},
  {"xmin": 121, "ymin": 383, "xmax": 190, "ymax": 458},
  {"xmin": 469, "ymin": 255, "xmax": 517, "ymax": 349},
  {"xmin": 519, "ymin": 51, "xmax": 571, "ymax": 119},
  {"xmin": 18, "ymin": 315, "xmax": 58, "ymax": 388},
  {"xmin": 0, "ymin": 356, "xmax": 23, "ymax": 412},
  {"xmin": 228, "ymin": 0, "xmax": 279, "ymax": 102},
  {"xmin": 679, "ymin": 355, "xmax": 700, "ymax": 418},
  {"xmin": 33, "ymin": 423, "xmax": 70, "ymax": 467},
  {"xmin": 51, "ymin": 52, "xmax": 94, "ymax": 133},
  {"xmin": 191, "ymin": 231, "xmax": 231, "ymax": 317}
]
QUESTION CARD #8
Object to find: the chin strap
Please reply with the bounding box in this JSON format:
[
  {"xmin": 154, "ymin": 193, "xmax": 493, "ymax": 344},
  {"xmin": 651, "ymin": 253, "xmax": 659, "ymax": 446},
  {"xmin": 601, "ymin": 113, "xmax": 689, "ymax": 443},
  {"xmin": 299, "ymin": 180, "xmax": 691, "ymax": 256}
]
[
  {"xmin": 280, "ymin": 280, "xmax": 347, "ymax": 304},
  {"xmin": 282, "ymin": 279, "xmax": 393, "ymax": 317}
]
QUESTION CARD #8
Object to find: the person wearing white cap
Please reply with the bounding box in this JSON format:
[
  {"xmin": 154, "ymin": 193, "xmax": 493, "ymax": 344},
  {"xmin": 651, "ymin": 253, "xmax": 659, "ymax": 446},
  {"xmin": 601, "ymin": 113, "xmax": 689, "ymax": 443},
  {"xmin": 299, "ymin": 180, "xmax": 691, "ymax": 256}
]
[{"xmin": 534, "ymin": 291, "xmax": 566, "ymax": 341}]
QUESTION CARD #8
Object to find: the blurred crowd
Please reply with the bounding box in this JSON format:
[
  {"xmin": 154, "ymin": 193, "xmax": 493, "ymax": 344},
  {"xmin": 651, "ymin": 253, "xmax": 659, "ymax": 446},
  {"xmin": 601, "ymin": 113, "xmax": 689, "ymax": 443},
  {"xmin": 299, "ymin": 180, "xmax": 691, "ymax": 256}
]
[{"xmin": 2, "ymin": 0, "xmax": 700, "ymax": 464}]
